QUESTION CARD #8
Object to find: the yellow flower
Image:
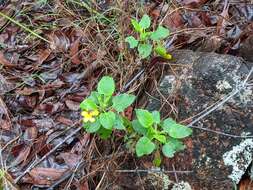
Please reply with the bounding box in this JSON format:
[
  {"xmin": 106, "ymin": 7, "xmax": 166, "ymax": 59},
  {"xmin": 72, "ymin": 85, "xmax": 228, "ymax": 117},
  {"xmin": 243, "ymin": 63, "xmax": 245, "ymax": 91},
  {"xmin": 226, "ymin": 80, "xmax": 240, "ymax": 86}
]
[
  {"xmin": 81, "ymin": 110, "xmax": 99, "ymax": 123},
  {"xmin": 90, "ymin": 110, "xmax": 99, "ymax": 116}
]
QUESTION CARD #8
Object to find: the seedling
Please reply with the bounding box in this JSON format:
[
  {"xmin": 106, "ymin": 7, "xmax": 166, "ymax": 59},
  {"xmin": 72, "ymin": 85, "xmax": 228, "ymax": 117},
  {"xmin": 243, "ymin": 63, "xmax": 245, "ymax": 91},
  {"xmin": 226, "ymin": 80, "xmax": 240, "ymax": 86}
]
[
  {"xmin": 132, "ymin": 109, "xmax": 192, "ymax": 158},
  {"xmin": 80, "ymin": 76, "xmax": 136, "ymax": 139},
  {"xmin": 125, "ymin": 14, "xmax": 172, "ymax": 59},
  {"xmin": 80, "ymin": 76, "xmax": 192, "ymax": 162}
]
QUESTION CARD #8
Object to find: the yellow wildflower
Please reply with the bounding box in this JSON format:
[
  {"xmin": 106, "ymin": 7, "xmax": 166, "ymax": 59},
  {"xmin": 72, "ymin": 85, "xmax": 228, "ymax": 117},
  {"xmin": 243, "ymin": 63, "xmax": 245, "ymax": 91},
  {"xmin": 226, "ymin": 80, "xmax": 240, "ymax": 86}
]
[{"xmin": 81, "ymin": 110, "xmax": 99, "ymax": 123}]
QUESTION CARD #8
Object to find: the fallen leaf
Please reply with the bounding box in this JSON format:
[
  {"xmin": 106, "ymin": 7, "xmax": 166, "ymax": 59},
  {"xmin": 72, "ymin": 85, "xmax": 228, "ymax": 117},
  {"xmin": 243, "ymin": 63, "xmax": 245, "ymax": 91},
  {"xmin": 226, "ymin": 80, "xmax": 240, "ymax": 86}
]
[
  {"xmin": 10, "ymin": 145, "xmax": 31, "ymax": 168},
  {"xmin": 48, "ymin": 30, "xmax": 70, "ymax": 52},
  {"xmin": 56, "ymin": 116, "xmax": 74, "ymax": 125},
  {"xmin": 80, "ymin": 180, "xmax": 89, "ymax": 190},
  {"xmin": 216, "ymin": 0, "xmax": 230, "ymax": 35},
  {"xmin": 26, "ymin": 167, "xmax": 68, "ymax": 186},
  {"xmin": 37, "ymin": 49, "xmax": 51, "ymax": 65},
  {"xmin": 239, "ymin": 178, "xmax": 253, "ymax": 190},
  {"xmin": 177, "ymin": 0, "xmax": 208, "ymax": 8},
  {"xmin": 23, "ymin": 127, "xmax": 38, "ymax": 141},
  {"xmin": 124, "ymin": 106, "xmax": 133, "ymax": 120},
  {"xmin": 71, "ymin": 134, "xmax": 90, "ymax": 155},
  {"xmin": 0, "ymin": 97, "xmax": 12, "ymax": 130},
  {"xmin": 70, "ymin": 37, "xmax": 81, "ymax": 64},
  {"xmin": 60, "ymin": 152, "xmax": 81, "ymax": 169},
  {"xmin": 65, "ymin": 99, "xmax": 80, "ymax": 111},
  {"xmin": 163, "ymin": 11, "xmax": 184, "ymax": 31},
  {"xmin": 0, "ymin": 51, "xmax": 15, "ymax": 67}
]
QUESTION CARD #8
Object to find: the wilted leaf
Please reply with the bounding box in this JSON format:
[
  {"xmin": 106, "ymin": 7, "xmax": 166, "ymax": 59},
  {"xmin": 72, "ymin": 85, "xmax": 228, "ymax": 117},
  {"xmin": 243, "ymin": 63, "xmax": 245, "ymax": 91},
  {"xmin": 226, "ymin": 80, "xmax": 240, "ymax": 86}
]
[
  {"xmin": 10, "ymin": 145, "xmax": 31, "ymax": 168},
  {"xmin": 0, "ymin": 51, "xmax": 15, "ymax": 67},
  {"xmin": 48, "ymin": 31, "xmax": 70, "ymax": 52},
  {"xmin": 70, "ymin": 37, "xmax": 81, "ymax": 64},
  {"xmin": 0, "ymin": 97, "xmax": 12, "ymax": 130},
  {"xmin": 60, "ymin": 152, "xmax": 81, "ymax": 169},
  {"xmin": 27, "ymin": 167, "xmax": 68, "ymax": 186}
]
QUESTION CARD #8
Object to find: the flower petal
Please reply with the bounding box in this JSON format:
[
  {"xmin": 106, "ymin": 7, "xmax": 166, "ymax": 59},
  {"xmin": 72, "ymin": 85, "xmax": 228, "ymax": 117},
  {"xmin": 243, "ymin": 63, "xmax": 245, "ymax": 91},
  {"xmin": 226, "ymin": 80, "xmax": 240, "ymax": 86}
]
[
  {"xmin": 81, "ymin": 111, "xmax": 89, "ymax": 117},
  {"xmin": 90, "ymin": 110, "xmax": 99, "ymax": 116},
  {"xmin": 89, "ymin": 118, "xmax": 95, "ymax": 123}
]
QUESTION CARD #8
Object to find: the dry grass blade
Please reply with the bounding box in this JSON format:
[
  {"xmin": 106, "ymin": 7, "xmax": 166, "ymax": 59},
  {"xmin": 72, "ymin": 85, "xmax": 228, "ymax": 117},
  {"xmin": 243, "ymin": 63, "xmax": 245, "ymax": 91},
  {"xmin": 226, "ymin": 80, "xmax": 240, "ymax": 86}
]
[{"xmin": 0, "ymin": 11, "xmax": 51, "ymax": 44}]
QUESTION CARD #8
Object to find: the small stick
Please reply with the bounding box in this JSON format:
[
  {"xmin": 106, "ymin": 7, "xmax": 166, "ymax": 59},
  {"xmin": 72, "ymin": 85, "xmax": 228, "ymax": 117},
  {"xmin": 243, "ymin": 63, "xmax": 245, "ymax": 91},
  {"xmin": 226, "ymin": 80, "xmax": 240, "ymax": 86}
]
[{"xmin": 100, "ymin": 169, "xmax": 192, "ymax": 174}]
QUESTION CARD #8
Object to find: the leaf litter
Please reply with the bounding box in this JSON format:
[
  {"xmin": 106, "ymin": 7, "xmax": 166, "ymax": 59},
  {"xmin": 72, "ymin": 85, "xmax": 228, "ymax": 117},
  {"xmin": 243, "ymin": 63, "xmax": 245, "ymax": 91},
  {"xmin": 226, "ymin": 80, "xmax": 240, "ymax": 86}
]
[{"xmin": 0, "ymin": 0, "xmax": 253, "ymax": 189}]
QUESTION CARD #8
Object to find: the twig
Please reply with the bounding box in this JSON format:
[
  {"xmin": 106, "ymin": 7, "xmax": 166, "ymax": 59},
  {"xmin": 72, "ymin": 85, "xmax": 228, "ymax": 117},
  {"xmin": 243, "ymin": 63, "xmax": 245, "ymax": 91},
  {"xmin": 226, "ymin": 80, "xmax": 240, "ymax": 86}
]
[
  {"xmin": 186, "ymin": 67, "xmax": 253, "ymax": 138},
  {"xmin": 172, "ymin": 164, "xmax": 178, "ymax": 183},
  {"xmin": 95, "ymin": 172, "xmax": 106, "ymax": 190},
  {"xmin": 99, "ymin": 169, "xmax": 192, "ymax": 174},
  {"xmin": 191, "ymin": 124, "xmax": 253, "ymax": 138},
  {"xmin": 187, "ymin": 88, "xmax": 239, "ymax": 127}
]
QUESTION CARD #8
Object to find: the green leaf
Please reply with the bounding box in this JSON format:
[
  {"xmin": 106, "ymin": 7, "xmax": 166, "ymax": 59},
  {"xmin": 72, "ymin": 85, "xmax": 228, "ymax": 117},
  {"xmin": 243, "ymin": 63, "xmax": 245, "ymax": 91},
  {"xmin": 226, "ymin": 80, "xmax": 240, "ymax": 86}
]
[
  {"xmin": 150, "ymin": 25, "xmax": 170, "ymax": 41},
  {"xmin": 125, "ymin": 36, "xmax": 138, "ymax": 48},
  {"xmin": 99, "ymin": 111, "xmax": 116, "ymax": 130},
  {"xmin": 132, "ymin": 119, "xmax": 147, "ymax": 135},
  {"xmin": 88, "ymin": 91, "xmax": 100, "ymax": 105},
  {"xmin": 114, "ymin": 114, "xmax": 125, "ymax": 130},
  {"xmin": 112, "ymin": 93, "xmax": 135, "ymax": 112},
  {"xmin": 140, "ymin": 32, "xmax": 152, "ymax": 41},
  {"xmin": 154, "ymin": 134, "xmax": 166, "ymax": 143},
  {"xmin": 135, "ymin": 109, "xmax": 154, "ymax": 128},
  {"xmin": 162, "ymin": 138, "xmax": 185, "ymax": 158},
  {"xmin": 152, "ymin": 111, "xmax": 160, "ymax": 124},
  {"xmin": 166, "ymin": 138, "xmax": 185, "ymax": 152},
  {"xmin": 80, "ymin": 98, "xmax": 97, "ymax": 111},
  {"xmin": 131, "ymin": 19, "xmax": 142, "ymax": 33},
  {"xmin": 98, "ymin": 127, "xmax": 112, "ymax": 139},
  {"xmin": 162, "ymin": 143, "xmax": 176, "ymax": 158},
  {"xmin": 84, "ymin": 120, "xmax": 101, "ymax": 133},
  {"xmin": 136, "ymin": 136, "xmax": 156, "ymax": 157},
  {"xmin": 97, "ymin": 76, "xmax": 115, "ymax": 96},
  {"xmin": 146, "ymin": 126, "xmax": 157, "ymax": 139},
  {"xmin": 138, "ymin": 43, "xmax": 152, "ymax": 59},
  {"xmin": 154, "ymin": 45, "xmax": 172, "ymax": 59},
  {"xmin": 162, "ymin": 118, "xmax": 192, "ymax": 139},
  {"xmin": 139, "ymin": 14, "xmax": 151, "ymax": 29}
]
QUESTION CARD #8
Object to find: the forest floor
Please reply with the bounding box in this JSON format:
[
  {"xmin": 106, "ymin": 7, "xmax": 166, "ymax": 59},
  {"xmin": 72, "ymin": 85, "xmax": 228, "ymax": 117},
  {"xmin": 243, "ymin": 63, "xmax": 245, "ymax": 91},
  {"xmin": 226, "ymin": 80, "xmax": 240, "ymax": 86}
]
[{"xmin": 0, "ymin": 0, "xmax": 253, "ymax": 189}]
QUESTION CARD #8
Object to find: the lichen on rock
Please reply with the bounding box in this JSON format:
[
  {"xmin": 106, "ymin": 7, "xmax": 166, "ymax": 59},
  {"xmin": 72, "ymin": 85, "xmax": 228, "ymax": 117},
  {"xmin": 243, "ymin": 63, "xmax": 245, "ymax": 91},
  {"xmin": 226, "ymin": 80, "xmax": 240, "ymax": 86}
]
[{"xmin": 223, "ymin": 138, "xmax": 253, "ymax": 184}]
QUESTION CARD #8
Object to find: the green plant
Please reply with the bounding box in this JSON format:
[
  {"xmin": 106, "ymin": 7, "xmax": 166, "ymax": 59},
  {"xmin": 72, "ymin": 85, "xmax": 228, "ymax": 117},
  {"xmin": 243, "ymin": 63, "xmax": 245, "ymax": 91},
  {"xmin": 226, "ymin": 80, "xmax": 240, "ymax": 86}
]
[
  {"xmin": 125, "ymin": 14, "xmax": 171, "ymax": 59},
  {"xmin": 80, "ymin": 76, "xmax": 192, "ymax": 161},
  {"xmin": 80, "ymin": 76, "xmax": 135, "ymax": 139},
  {"xmin": 132, "ymin": 109, "xmax": 192, "ymax": 158}
]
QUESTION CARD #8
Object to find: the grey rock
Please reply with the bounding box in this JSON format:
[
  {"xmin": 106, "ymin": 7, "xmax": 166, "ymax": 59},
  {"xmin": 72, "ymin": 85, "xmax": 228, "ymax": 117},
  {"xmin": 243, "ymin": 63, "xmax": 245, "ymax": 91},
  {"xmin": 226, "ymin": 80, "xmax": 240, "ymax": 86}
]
[{"xmin": 147, "ymin": 50, "xmax": 253, "ymax": 189}]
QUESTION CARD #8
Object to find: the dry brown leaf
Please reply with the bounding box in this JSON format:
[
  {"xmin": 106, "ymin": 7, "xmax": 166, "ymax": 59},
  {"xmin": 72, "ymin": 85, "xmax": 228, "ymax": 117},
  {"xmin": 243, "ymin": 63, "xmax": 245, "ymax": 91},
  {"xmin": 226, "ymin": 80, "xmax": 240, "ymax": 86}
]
[
  {"xmin": 70, "ymin": 37, "xmax": 81, "ymax": 64},
  {"xmin": 37, "ymin": 49, "xmax": 51, "ymax": 65},
  {"xmin": 27, "ymin": 167, "xmax": 68, "ymax": 186},
  {"xmin": 56, "ymin": 116, "xmax": 74, "ymax": 125},
  {"xmin": 164, "ymin": 11, "xmax": 184, "ymax": 31},
  {"xmin": 217, "ymin": 0, "xmax": 230, "ymax": 35},
  {"xmin": 23, "ymin": 127, "xmax": 38, "ymax": 141},
  {"xmin": 60, "ymin": 152, "xmax": 81, "ymax": 169},
  {"xmin": 65, "ymin": 99, "xmax": 80, "ymax": 111},
  {"xmin": 10, "ymin": 145, "xmax": 31, "ymax": 168},
  {"xmin": 0, "ymin": 97, "xmax": 12, "ymax": 130},
  {"xmin": 48, "ymin": 31, "xmax": 70, "ymax": 52},
  {"xmin": 239, "ymin": 178, "xmax": 253, "ymax": 190},
  {"xmin": 0, "ymin": 51, "xmax": 15, "ymax": 67},
  {"xmin": 178, "ymin": 0, "xmax": 209, "ymax": 8}
]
